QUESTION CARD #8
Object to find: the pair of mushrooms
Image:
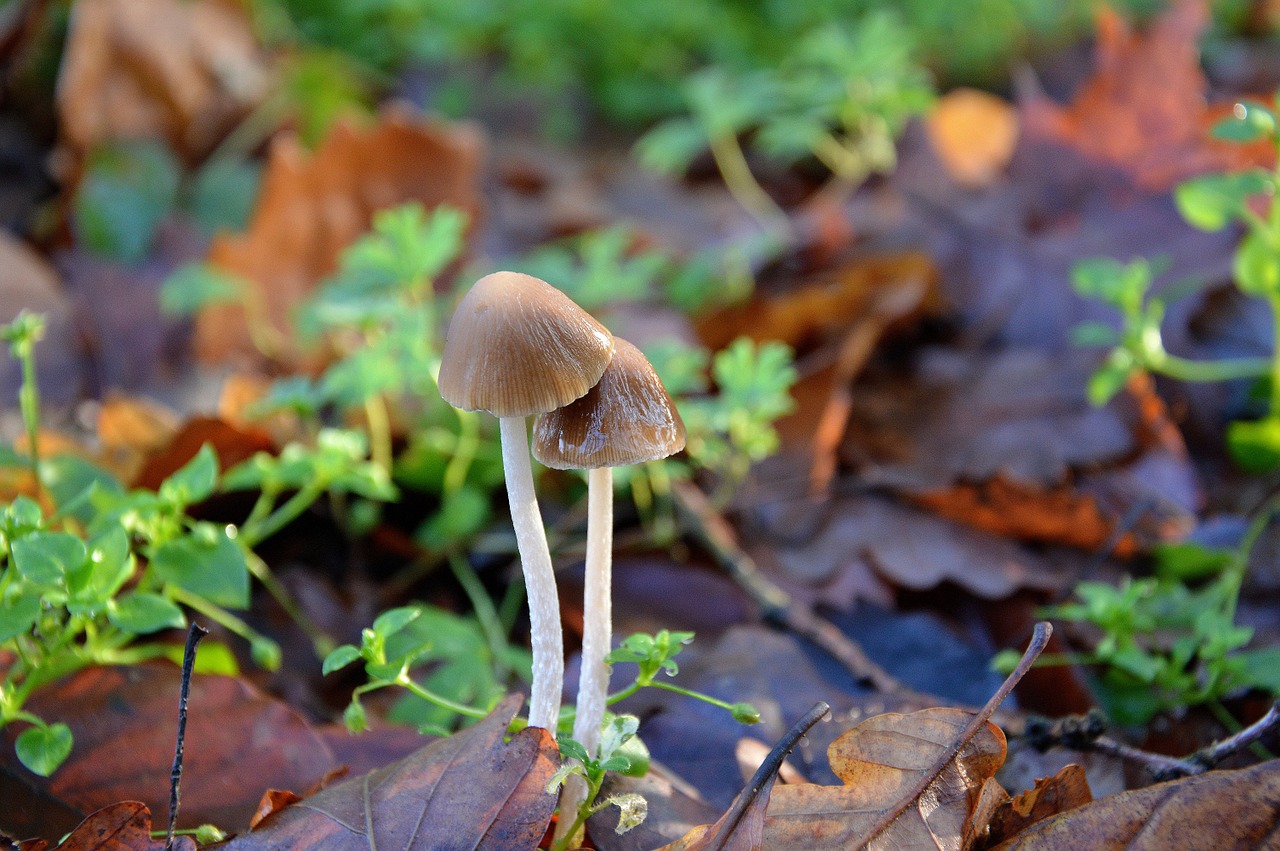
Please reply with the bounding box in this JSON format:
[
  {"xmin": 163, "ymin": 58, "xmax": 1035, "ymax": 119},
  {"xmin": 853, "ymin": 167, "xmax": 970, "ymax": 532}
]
[{"xmin": 438, "ymin": 271, "xmax": 686, "ymax": 762}]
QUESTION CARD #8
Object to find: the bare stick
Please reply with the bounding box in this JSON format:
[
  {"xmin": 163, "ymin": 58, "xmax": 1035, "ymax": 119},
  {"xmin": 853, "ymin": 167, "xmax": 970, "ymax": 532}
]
[{"xmin": 166, "ymin": 622, "xmax": 208, "ymax": 851}]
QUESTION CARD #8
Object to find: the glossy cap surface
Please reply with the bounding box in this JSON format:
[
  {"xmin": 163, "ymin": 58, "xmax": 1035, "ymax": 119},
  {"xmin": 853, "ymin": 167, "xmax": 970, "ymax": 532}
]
[
  {"xmin": 439, "ymin": 271, "xmax": 614, "ymax": 417},
  {"xmin": 533, "ymin": 338, "xmax": 685, "ymax": 469}
]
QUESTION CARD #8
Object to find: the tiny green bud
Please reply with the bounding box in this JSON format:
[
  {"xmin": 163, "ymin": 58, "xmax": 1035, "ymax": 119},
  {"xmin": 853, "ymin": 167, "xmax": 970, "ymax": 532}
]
[
  {"xmin": 344, "ymin": 699, "xmax": 368, "ymax": 733},
  {"xmin": 731, "ymin": 702, "xmax": 761, "ymax": 724},
  {"xmin": 251, "ymin": 637, "xmax": 283, "ymax": 671},
  {"xmin": 195, "ymin": 824, "xmax": 228, "ymax": 844}
]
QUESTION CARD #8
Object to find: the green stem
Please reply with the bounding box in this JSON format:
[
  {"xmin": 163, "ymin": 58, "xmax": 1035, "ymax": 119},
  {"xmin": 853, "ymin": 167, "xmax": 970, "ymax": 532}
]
[
  {"xmin": 239, "ymin": 480, "xmax": 327, "ymax": 547},
  {"xmin": 1150, "ymin": 352, "xmax": 1271, "ymax": 383},
  {"xmin": 442, "ymin": 408, "xmax": 479, "ymax": 496},
  {"xmin": 168, "ymin": 586, "xmax": 277, "ymax": 656},
  {"xmin": 646, "ymin": 679, "xmax": 738, "ymax": 711},
  {"xmin": 394, "ymin": 672, "xmax": 489, "ymax": 719},
  {"xmin": 447, "ymin": 554, "xmax": 512, "ymax": 682},
  {"xmin": 244, "ymin": 550, "xmax": 334, "ymax": 658},
  {"xmin": 364, "ymin": 395, "xmax": 393, "ymax": 478},
  {"xmin": 1269, "ymin": 293, "xmax": 1280, "ymax": 417},
  {"xmin": 707, "ymin": 132, "xmax": 792, "ymax": 237}
]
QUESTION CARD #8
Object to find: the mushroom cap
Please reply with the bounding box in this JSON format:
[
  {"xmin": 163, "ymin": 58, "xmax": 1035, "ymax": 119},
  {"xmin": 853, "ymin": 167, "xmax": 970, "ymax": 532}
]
[
  {"xmin": 533, "ymin": 338, "xmax": 686, "ymax": 469},
  {"xmin": 439, "ymin": 271, "xmax": 614, "ymax": 417}
]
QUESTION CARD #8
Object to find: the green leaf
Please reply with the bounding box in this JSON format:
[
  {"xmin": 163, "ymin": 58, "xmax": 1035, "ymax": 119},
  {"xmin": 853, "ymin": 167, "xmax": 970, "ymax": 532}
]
[
  {"xmin": 1086, "ymin": 349, "xmax": 1137, "ymax": 407},
  {"xmin": 1153, "ymin": 542, "xmax": 1233, "ymax": 581},
  {"xmin": 108, "ymin": 592, "xmax": 186, "ymax": 634},
  {"xmin": 1211, "ymin": 101, "xmax": 1276, "ymax": 142},
  {"xmin": 1174, "ymin": 171, "xmax": 1270, "ymax": 232},
  {"xmin": 159, "ymin": 264, "xmax": 245, "ymax": 316},
  {"xmin": 0, "ymin": 590, "xmax": 42, "ymax": 643},
  {"xmin": 1227, "ymin": 416, "xmax": 1280, "ymax": 473},
  {"xmin": 149, "ymin": 528, "xmax": 249, "ymax": 609},
  {"xmin": 161, "ymin": 639, "xmax": 240, "ymax": 676},
  {"xmin": 67, "ymin": 526, "xmax": 134, "ymax": 613},
  {"xmin": 11, "ymin": 532, "xmax": 86, "ymax": 586},
  {"xmin": 635, "ymin": 118, "xmax": 708, "ymax": 175},
  {"xmin": 1071, "ymin": 257, "xmax": 1147, "ymax": 306},
  {"xmin": 323, "ymin": 644, "xmax": 362, "ymax": 675},
  {"xmin": 16, "ymin": 723, "xmax": 73, "ymax": 776},
  {"xmin": 343, "ymin": 699, "xmax": 368, "ymax": 733},
  {"xmin": 1236, "ymin": 647, "xmax": 1280, "ymax": 691},
  {"xmin": 372, "ymin": 605, "xmax": 422, "ymax": 638},
  {"xmin": 73, "ymin": 140, "xmax": 181, "ymax": 263},
  {"xmin": 417, "ymin": 485, "xmax": 491, "ymax": 548},
  {"xmin": 1233, "ymin": 231, "xmax": 1280, "ymax": 297},
  {"xmin": 188, "ymin": 157, "xmax": 261, "ymax": 235},
  {"xmin": 159, "ymin": 444, "xmax": 219, "ymax": 506},
  {"xmin": 1071, "ymin": 321, "xmax": 1120, "ymax": 348}
]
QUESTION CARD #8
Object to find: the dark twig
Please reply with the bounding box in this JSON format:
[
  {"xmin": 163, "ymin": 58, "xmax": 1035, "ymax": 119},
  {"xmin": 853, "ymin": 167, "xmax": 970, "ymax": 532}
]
[
  {"xmin": 850, "ymin": 622, "xmax": 1053, "ymax": 850},
  {"xmin": 1031, "ymin": 701, "xmax": 1280, "ymax": 781},
  {"xmin": 166, "ymin": 622, "xmax": 208, "ymax": 851},
  {"xmin": 708, "ymin": 701, "xmax": 831, "ymax": 850}
]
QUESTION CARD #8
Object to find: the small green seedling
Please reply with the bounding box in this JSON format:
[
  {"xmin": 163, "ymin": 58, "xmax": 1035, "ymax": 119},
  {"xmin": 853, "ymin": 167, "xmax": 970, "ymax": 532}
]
[
  {"xmin": 1073, "ymin": 91, "xmax": 1280, "ymax": 471},
  {"xmin": 548, "ymin": 715, "xmax": 651, "ymax": 849}
]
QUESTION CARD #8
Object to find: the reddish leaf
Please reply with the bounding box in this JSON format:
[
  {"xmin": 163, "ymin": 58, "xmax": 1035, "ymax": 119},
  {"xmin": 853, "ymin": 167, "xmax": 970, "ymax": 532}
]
[
  {"xmin": 0, "ymin": 664, "xmax": 337, "ymax": 837},
  {"xmin": 193, "ymin": 108, "xmax": 484, "ymax": 365},
  {"xmin": 1020, "ymin": 0, "xmax": 1274, "ymax": 190},
  {"xmin": 925, "ymin": 88, "xmax": 1020, "ymax": 189},
  {"xmin": 53, "ymin": 802, "xmax": 194, "ymax": 851},
  {"xmin": 132, "ymin": 416, "xmax": 275, "ymax": 491},
  {"xmin": 227, "ymin": 694, "xmax": 558, "ymax": 850}
]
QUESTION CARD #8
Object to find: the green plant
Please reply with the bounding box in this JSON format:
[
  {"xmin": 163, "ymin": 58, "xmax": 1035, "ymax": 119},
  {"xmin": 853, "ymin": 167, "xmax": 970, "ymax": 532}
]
[
  {"xmin": 995, "ymin": 502, "xmax": 1280, "ymax": 725},
  {"xmin": 638, "ymin": 12, "xmax": 934, "ymax": 233},
  {"xmin": 548, "ymin": 715, "xmax": 650, "ymax": 849},
  {"xmin": 1072, "ymin": 94, "xmax": 1280, "ymax": 471}
]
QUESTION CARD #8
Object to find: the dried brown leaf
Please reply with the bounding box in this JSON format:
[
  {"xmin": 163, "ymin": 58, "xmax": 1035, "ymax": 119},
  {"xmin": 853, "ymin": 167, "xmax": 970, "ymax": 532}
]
[
  {"xmin": 0, "ymin": 664, "xmax": 337, "ymax": 834},
  {"xmin": 990, "ymin": 760, "xmax": 1280, "ymax": 850},
  {"xmin": 57, "ymin": 0, "xmax": 270, "ymax": 159},
  {"xmin": 227, "ymin": 694, "xmax": 558, "ymax": 850},
  {"xmin": 763, "ymin": 708, "xmax": 1007, "ymax": 850},
  {"xmin": 51, "ymin": 802, "xmax": 195, "ymax": 851},
  {"xmin": 132, "ymin": 416, "xmax": 275, "ymax": 491},
  {"xmin": 926, "ymin": 89, "xmax": 1020, "ymax": 189},
  {"xmin": 986, "ymin": 764, "xmax": 1093, "ymax": 846},
  {"xmin": 1020, "ymin": 0, "xmax": 1274, "ymax": 190},
  {"xmin": 194, "ymin": 108, "xmax": 484, "ymax": 366}
]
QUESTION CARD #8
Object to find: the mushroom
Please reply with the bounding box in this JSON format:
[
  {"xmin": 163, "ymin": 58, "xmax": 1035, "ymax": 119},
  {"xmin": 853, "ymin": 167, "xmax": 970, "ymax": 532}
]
[
  {"xmin": 532, "ymin": 337, "xmax": 685, "ymax": 822},
  {"xmin": 439, "ymin": 271, "xmax": 614, "ymax": 734}
]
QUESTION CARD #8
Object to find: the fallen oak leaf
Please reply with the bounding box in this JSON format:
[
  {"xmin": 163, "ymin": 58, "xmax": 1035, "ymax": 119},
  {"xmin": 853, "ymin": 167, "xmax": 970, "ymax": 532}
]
[
  {"xmin": 989, "ymin": 759, "xmax": 1280, "ymax": 850},
  {"xmin": 760, "ymin": 624, "xmax": 1052, "ymax": 850},
  {"xmin": 225, "ymin": 693, "xmax": 557, "ymax": 850},
  {"xmin": 52, "ymin": 802, "xmax": 195, "ymax": 851}
]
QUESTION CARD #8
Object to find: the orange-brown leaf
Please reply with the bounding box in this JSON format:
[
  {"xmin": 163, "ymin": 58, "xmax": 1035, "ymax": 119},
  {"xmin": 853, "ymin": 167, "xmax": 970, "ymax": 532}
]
[
  {"xmin": 763, "ymin": 708, "xmax": 1007, "ymax": 850},
  {"xmin": 52, "ymin": 802, "xmax": 195, "ymax": 851},
  {"xmin": 194, "ymin": 108, "xmax": 484, "ymax": 366},
  {"xmin": 1020, "ymin": 0, "xmax": 1274, "ymax": 190},
  {"xmin": 57, "ymin": 0, "xmax": 270, "ymax": 159},
  {"xmin": 991, "ymin": 760, "xmax": 1280, "ymax": 849},
  {"xmin": 986, "ymin": 764, "xmax": 1093, "ymax": 846},
  {"xmin": 926, "ymin": 89, "xmax": 1020, "ymax": 189}
]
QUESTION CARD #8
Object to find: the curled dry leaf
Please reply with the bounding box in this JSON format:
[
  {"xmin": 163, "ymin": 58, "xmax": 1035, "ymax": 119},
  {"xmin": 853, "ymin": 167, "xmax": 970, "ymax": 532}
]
[
  {"xmin": 57, "ymin": 0, "xmax": 270, "ymax": 160},
  {"xmin": 1019, "ymin": 0, "xmax": 1274, "ymax": 190},
  {"xmin": 985, "ymin": 764, "xmax": 1093, "ymax": 847},
  {"xmin": 194, "ymin": 108, "xmax": 484, "ymax": 366},
  {"xmin": 226, "ymin": 694, "xmax": 558, "ymax": 850},
  {"xmin": 990, "ymin": 759, "xmax": 1280, "ymax": 850},
  {"xmin": 763, "ymin": 708, "xmax": 1007, "ymax": 850},
  {"xmin": 48, "ymin": 802, "xmax": 196, "ymax": 851},
  {"xmin": 925, "ymin": 89, "xmax": 1020, "ymax": 189}
]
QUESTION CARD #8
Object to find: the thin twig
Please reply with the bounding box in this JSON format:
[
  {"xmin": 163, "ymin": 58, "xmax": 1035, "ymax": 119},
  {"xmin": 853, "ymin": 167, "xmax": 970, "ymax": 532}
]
[
  {"xmin": 708, "ymin": 701, "xmax": 831, "ymax": 850},
  {"xmin": 850, "ymin": 622, "xmax": 1052, "ymax": 849},
  {"xmin": 166, "ymin": 622, "xmax": 209, "ymax": 851}
]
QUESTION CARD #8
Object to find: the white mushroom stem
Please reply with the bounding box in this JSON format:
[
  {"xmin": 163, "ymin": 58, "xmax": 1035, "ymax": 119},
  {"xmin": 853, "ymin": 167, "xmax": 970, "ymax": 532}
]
[
  {"xmin": 555, "ymin": 465, "xmax": 614, "ymax": 845},
  {"xmin": 500, "ymin": 415, "xmax": 564, "ymax": 735}
]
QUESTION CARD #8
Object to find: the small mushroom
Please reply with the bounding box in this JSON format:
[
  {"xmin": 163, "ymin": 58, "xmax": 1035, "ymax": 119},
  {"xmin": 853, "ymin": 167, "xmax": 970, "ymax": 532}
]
[
  {"xmin": 533, "ymin": 337, "xmax": 684, "ymax": 818},
  {"xmin": 439, "ymin": 271, "xmax": 614, "ymax": 734}
]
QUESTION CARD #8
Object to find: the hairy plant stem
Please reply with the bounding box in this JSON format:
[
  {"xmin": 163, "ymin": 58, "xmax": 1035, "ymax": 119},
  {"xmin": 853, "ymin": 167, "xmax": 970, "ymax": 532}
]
[{"xmin": 499, "ymin": 415, "xmax": 563, "ymax": 734}]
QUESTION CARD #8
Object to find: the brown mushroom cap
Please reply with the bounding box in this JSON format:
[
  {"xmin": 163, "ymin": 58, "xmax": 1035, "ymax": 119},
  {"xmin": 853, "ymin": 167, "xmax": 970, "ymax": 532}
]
[
  {"xmin": 533, "ymin": 338, "xmax": 686, "ymax": 469},
  {"xmin": 439, "ymin": 271, "xmax": 615, "ymax": 417}
]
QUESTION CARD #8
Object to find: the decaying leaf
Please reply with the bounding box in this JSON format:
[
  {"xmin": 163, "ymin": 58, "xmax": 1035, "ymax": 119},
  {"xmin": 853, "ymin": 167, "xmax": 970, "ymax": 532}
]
[
  {"xmin": 1020, "ymin": 0, "xmax": 1274, "ymax": 190},
  {"xmin": 95, "ymin": 393, "xmax": 181, "ymax": 483},
  {"xmin": 0, "ymin": 664, "xmax": 337, "ymax": 836},
  {"xmin": 925, "ymin": 89, "xmax": 1019, "ymax": 189},
  {"xmin": 990, "ymin": 760, "xmax": 1280, "ymax": 850},
  {"xmin": 985, "ymin": 764, "xmax": 1093, "ymax": 846},
  {"xmin": 57, "ymin": 0, "xmax": 270, "ymax": 160},
  {"xmin": 132, "ymin": 416, "xmax": 275, "ymax": 491},
  {"xmin": 193, "ymin": 108, "xmax": 484, "ymax": 365},
  {"xmin": 45, "ymin": 802, "xmax": 195, "ymax": 851},
  {"xmin": 586, "ymin": 766, "xmax": 720, "ymax": 851},
  {"xmin": 227, "ymin": 694, "xmax": 558, "ymax": 850},
  {"xmin": 762, "ymin": 708, "xmax": 1006, "ymax": 850}
]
